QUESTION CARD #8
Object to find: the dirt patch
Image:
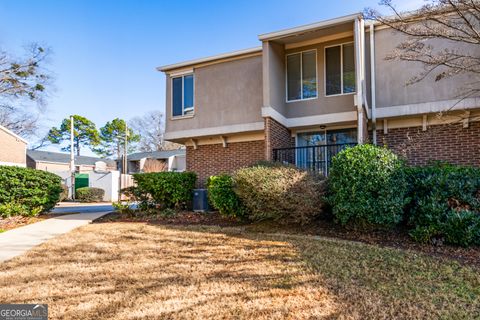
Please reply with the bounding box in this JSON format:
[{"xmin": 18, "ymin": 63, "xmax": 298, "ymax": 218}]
[{"xmin": 0, "ymin": 213, "xmax": 70, "ymax": 232}]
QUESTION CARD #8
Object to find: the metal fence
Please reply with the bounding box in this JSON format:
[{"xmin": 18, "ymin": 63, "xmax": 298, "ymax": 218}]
[{"xmin": 272, "ymin": 143, "xmax": 356, "ymax": 176}]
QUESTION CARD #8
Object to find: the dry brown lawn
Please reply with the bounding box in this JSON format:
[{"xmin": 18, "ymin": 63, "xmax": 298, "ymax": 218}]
[{"xmin": 0, "ymin": 222, "xmax": 479, "ymax": 319}]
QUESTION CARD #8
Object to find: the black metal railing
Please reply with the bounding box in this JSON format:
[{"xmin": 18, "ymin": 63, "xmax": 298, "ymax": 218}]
[{"xmin": 272, "ymin": 143, "xmax": 356, "ymax": 176}]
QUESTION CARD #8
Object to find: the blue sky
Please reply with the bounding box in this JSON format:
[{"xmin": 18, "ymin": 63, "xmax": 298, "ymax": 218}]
[{"xmin": 0, "ymin": 0, "xmax": 424, "ymax": 154}]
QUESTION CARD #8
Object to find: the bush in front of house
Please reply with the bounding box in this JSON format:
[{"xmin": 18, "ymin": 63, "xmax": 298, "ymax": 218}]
[
  {"xmin": 234, "ymin": 163, "xmax": 326, "ymax": 224},
  {"xmin": 327, "ymin": 144, "xmax": 409, "ymax": 229},
  {"xmin": 207, "ymin": 174, "xmax": 245, "ymax": 218},
  {"xmin": 405, "ymin": 163, "xmax": 480, "ymax": 246},
  {"xmin": 0, "ymin": 165, "xmax": 62, "ymax": 217},
  {"xmin": 76, "ymin": 187, "xmax": 105, "ymax": 202},
  {"xmin": 132, "ymin": 172, "xmax": 197, "ymax": 209}
]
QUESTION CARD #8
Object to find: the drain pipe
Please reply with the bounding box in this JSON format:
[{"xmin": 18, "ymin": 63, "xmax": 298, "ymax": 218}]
[{"xmin": 370, "ymin": 22, "xmax": 377, "ymax": 145}]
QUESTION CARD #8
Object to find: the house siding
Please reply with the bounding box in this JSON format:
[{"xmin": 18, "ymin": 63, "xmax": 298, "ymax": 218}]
[
  {"xmin": 0, "ymin": 128, "xmax": 26, "ymax": 166},
  {"xmin": 186, "ymin": 140, "xmax": 265, "ymax": 187},
  {"xmin": 377, "ymin": 121, "xmax": 480, "ymax": 166}
]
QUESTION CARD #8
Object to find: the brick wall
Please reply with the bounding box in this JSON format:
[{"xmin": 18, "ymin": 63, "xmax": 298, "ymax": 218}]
[
  {"xmin": 377, "ymin": 121, "xmax": 480, "ymax": 166},
  {"xmin": 186, "ymin": 140, "xmax": 265, "ymax": 187},
  {"xmin": 264, "ymin": 117, "xmax": 294, "ymax": 160},
  {"xmin": 0, "ymin": 128, "xmax": 26, "ymax": 166}
]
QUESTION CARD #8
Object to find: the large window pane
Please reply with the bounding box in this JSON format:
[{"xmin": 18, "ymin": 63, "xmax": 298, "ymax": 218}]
[
  {"xmin": 183, "ymin": 75, "xmax": 194, "ymax": 113},
  {"xmin": 325, "ymin": 46, "xmax": 341, "ymax": 95},
  {"xmin": 172, "ymin": 77, "xmax": 183, "ymax": 117},
  {"xmin": 302, "ymin": 51, "xmax": 317, "ymax": 99},
  {"xmin": 287, "ymin": 54, "xmax": 301, "ymax": 101},
  {"xmin": 342, "ymin": 43, "xmax": 355, "ymax": 93}
]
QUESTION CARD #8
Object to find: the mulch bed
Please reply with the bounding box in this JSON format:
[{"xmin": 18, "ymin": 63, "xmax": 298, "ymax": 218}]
[
  {"xmin": 96, "ymin": 211, "xmax": 480, "ymax": 269},
  {"xmin": 0, "ymin": 213, "xmax": 66, "ymax": 232}
]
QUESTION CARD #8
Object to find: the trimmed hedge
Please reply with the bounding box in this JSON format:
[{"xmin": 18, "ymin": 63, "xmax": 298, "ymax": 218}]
[
  {"xmin": 405, "ymin": 163, "xmax": 480, "ymax": 246},
  {"xmin": 0, "ymin": 166, "xmax": 62, "ymax": 217},
  {"xmin": 207, "ymin": 174, "xmax": 245, "ymax": 218},
  {"xmin": 132, "ymin": 172, "xmax": 197, "ymax": 209},
  {"xmin": 327, "ymin": 144, "xmax": 409, "ymax": 229},
  {"xmin": 76, "ymin": 187, "xmax": 105, "ymax": 203},
  {"xmin": 234, "ymin": 163, "xmax": 325, "ymax": 224}
]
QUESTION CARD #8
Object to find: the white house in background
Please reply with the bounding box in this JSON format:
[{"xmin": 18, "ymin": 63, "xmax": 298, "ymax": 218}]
[{"xmin": 0, "ymin": 125, "xmax": 28, "ymax": 167}]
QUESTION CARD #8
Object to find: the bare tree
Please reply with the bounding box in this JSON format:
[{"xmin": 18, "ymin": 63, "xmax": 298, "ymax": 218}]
[
  {"xmin": 142, "ymin": 158, "xmax": 168, "ymax": 172},
  {"xmin": 129, "ymin": 110, "xmax": 183, "ymax": 152},
  {"xmin": 0, "ymin": 44, "xmax": 52, "ymax": 138},
  {"xmin": 365, "ymin": 0, "xmax": 479, "ymax": 100},
  {"xmin": 365, "ymin": 0, "xmax": 480, "ymax": 156}
]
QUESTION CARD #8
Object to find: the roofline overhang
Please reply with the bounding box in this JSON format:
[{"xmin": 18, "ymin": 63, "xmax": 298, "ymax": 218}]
[
  {"xmin": 0, "ymin": 124, "xmax": 28, "ymax": 144},
  {"xmin": 157, "ymin": 46, "xmax": 262, "ymax": 72},
  {"xmin": 258, "ymin": 13, "xmax": 362, "ymax": 41}
]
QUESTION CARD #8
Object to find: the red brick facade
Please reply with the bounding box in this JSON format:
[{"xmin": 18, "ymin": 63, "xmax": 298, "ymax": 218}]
[
  {"xmin": 264, "ymin": 117, "xmax": 294, "ymax": 160},
  {"xmin": 186, "ymin": 140, "xmax": 265, "ymax": 187},
  {"xmin": 377, "ymin": 121, "xmax": 480, "ymax": 166}
]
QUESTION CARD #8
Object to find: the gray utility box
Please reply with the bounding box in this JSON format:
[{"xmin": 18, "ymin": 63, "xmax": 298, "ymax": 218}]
[{"xmin": 193, "ymin": 189, "xmax": 209, "ymax": 212}]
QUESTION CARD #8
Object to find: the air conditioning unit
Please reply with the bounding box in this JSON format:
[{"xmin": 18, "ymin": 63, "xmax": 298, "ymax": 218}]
[{"xmin": 193, "ymin": 189, "xmax": 209, "ymax": 212}]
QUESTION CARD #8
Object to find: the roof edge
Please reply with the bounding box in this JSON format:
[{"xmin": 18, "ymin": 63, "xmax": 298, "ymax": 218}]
[
  {"xmin": 157, "ymin": 46, "xmax": 262, "ymax": 72},
  {"xmin": 258, "ymin": 13, "xmax": 361, "ymax": 41},
  {"xmin": 0, "ymin": 125, "xmax": 28, "ymax": 144}
]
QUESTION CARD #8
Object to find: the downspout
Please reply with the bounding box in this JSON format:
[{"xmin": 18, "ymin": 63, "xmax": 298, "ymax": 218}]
[
  {"xmin": 354, "ymin": 17, "xmax": 364, "ymax": 144},
  {"xmin": 370, "ymin": 22, "xmax": 377, "ymax": 145}
]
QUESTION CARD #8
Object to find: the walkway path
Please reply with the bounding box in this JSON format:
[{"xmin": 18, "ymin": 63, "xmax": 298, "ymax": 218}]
[{"xmin": 0, "ymin": 203, "xmax": 113, "ymax": 263}]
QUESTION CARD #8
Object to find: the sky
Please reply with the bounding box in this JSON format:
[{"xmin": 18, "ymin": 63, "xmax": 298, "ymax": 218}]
[{"xmin": 0, "ymin": 0, "xmax": 424, "ymax": 155}]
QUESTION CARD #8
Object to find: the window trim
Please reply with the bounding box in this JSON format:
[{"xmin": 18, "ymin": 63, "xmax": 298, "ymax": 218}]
[
  {"xmin": 285, "ymin": 49, "xmax": 318, "ymax": 103},
  {"xmin": 324, "ymin": 41, "xmax": 356, "ymax": 97},
  {"xmin": 171, "ymin": 73, "xmax": 195, "ymax": 119}
]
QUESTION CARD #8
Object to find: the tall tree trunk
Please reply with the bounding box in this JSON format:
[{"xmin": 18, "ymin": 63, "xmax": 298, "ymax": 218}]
[{"xmin": 76, "ymin": 139, "xmax": 80, "ymax": 156}]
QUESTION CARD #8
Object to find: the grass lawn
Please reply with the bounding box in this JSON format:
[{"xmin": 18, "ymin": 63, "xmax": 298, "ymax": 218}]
[{"xmin": 0, "ymin": 222, "xmax": 478, "ymax": 319}]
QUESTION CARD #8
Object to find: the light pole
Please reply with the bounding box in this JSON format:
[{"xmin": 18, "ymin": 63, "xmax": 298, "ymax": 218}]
[{"xmin": 69, "ymin": 115, "xmax": 75, "ymax": 201}]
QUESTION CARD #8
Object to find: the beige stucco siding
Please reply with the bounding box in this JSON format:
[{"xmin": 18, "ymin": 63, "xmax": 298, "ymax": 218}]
[
  {"xmin": 0, "ymin": 128, "xmax": 27, "ymax": 166},
  {"xmin": 165, "ymin": 55, "xmax": 263, "ymax": 133},
  {"xmin": 374, "ymin": 27, "xmax": 478, "ymax": 109},
  {"xmin": 282, "ymin": 37, "xmax": 356, "ymax": 118}
]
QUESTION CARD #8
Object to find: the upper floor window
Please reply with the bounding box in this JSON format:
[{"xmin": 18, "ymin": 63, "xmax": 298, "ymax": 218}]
[
  {"xmin": 172, "ymin": 74, "xmax": 194, "ymax": 117},
  {"xmin": 325, "ymin": 43, "xmax": 355, "ymax": 96},
  {"xmin": 286, "ymin": 50, "xmax": 317, "ymax": 102}
]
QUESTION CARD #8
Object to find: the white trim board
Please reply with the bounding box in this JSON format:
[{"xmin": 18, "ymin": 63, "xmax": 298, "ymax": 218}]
[
  {"xmin": 0, "ymin": 161, "xmax": 26, "ymax": 167},
  {"xmin": 376, "ymin": 97, "xmax": 480, "ymax": 119},
  {"xmin": 164, "ymin": 121, "xmax": 265, "ymax": 140},
  {"xmin": 262, "ymin": 106, "xmax": 357, "ymax": 128}
]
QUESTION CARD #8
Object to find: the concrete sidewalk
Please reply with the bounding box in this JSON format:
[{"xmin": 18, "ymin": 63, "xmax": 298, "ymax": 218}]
[{"xmin": 0, "ymin": 211, "xmax": 109, "ymax": 263}]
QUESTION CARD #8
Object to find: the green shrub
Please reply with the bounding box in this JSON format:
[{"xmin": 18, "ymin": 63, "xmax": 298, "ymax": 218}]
[
  {"xmin": 0, "ymin": 166, "xmax": 62, "ymax": 217},
  {"xmin": 406, "ymin": 163, "xmax": 480, "ymax": 246},
  {"xmin": 207, "ymin": 174, "xmax": 245, "ymax": 218},
  {"xmin": 132, "ymin": 172, "xmax": 197, "ymax": 209},
  {"xmin": 76, "ymin": 187, "xmax": 105, "ymax": 202},
  {"xmin": 234, "ymin": 163, "xmax": 325, "ymax": 224},
  {"xmin": 327, "ymin": 144, "xmax": 408, "ymax": 229}
]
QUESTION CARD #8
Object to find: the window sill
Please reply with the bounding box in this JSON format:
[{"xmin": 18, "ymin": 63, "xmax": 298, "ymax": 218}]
[
  {"xmin": 286, "ymin": 96, "xmax": 318, "ymax": 103},
  {"xmin": 325, "ymin": 92, "xmax": 356, "ymax": 98},
  {"xmin": 171, "ymin": 114, "xmax": 195, "ymax": 120}
]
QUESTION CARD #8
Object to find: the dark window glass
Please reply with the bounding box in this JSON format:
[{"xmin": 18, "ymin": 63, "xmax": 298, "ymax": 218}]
[
  {"xmin": 287, "ymin": 54, "xmax": 301, "ymax": 101},
  {"xmin": 342, "ymin": 43, "xmax": 355, "ymax": 93},
  {"xmin": 172, "ymin": 77, "xmax": 183, "ymax": 117},
  {"xmin": 325, "ymin": 46, "xmax": 341, "ymax": 95},
  {"xmin": 302, "ymin": 51, "xmax": 317, "ymax": 99}
]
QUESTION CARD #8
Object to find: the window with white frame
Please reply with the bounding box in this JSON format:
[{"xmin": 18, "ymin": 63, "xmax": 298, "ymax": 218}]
[
  {"xmin": 325, "ymin": 43, "xmax": 355, "ymax": 96},
  {"xmin": 172, "ymin": 74, "xmax": 194, "ymax": 117},
  {"xmin": 286, "ymin": 50, "xmax": 317, "ymax": 101}
]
